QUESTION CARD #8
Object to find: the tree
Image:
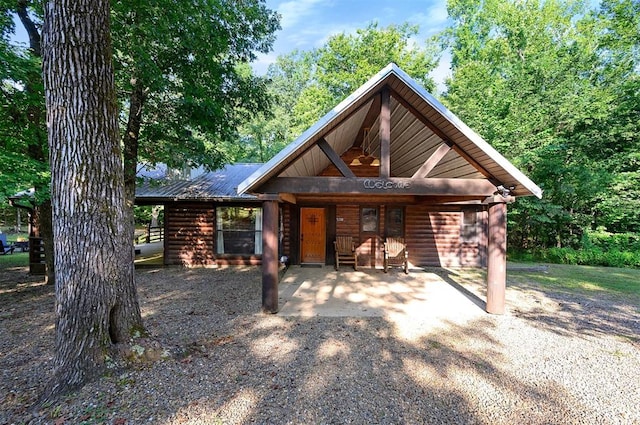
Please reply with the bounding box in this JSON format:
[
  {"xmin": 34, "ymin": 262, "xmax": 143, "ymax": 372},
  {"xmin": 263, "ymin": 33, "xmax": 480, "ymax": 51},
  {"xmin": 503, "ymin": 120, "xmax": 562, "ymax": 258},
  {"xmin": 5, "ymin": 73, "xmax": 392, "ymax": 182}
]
[
  {"xmin": 439, "ymin": 0, "xmax": 640, "ymax": 248},
  {"xmin": 41, "ymin": 0, "xmax": 143, "ymax": 400},
  {"xmin": 1, "ymin": 0, "xmax": 55, "ymax": 283},
  {"xmin": 239, "ymin": 23, "xmax": 439, "ymax": 160},
  {"xmin": 238, "ymin": 50, "xmax": 315, "ymax": 162},
  {"xmin": 2, "ymin": 0, "xmax": 279, "ymax": 279},
  {"xmin": 111, "ymin": 0, "xmax": 279, "ymax": 201}
]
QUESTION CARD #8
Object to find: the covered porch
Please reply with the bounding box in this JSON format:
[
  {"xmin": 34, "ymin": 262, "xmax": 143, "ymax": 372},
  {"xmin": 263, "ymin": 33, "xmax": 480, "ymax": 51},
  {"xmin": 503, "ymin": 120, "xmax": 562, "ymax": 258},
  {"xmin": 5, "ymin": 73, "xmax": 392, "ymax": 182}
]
[{"xmin": 238, "ymin": 64, "xmax": 542, "ymax": 316}]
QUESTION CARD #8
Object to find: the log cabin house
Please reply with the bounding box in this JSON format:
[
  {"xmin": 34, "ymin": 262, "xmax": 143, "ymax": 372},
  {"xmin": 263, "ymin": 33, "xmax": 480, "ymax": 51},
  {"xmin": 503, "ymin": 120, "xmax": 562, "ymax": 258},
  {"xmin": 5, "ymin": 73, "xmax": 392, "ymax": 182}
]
[{"xmin": 136, "ymin": 63, "xmax": 542, "ymax": 315}]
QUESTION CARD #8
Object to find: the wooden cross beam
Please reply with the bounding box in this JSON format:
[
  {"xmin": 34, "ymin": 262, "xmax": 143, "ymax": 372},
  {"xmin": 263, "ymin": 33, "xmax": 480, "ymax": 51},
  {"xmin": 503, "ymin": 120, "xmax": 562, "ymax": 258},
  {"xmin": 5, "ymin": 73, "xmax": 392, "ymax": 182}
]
[
  {"xmin": 411, "ymin": 141, "xmax": 453, "ymax": 179},
  {"xmin": 258, "ymin": 176, "xmax": 497, "ymax": 197},
  {"xmin": 317, "ymin": 138, "xmax": 356, "ymax": 178}
]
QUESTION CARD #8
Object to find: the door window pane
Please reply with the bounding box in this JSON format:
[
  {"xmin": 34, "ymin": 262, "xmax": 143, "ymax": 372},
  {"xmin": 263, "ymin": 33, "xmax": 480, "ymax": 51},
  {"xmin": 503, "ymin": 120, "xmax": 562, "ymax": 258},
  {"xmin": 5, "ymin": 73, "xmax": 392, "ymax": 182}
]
[{"xmin": 361, "ymin": 207, "xmax": 378, "ymax": 233}]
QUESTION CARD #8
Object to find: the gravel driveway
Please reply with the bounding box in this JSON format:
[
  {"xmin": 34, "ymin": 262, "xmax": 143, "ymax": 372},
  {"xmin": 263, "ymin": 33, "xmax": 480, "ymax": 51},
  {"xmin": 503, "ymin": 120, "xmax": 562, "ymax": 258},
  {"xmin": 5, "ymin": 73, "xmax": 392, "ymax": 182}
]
[{"xmin": 1, "ymin": 265, "xmax": 638, "ymax": 424}]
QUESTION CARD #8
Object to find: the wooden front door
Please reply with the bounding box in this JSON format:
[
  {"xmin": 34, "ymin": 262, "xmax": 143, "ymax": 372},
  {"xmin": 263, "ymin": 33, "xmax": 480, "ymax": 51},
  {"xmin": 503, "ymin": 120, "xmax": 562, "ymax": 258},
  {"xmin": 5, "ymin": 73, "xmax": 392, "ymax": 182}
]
[{"xmin": 300, "ymin": 207, "xmax": 326, "ymax": 264}]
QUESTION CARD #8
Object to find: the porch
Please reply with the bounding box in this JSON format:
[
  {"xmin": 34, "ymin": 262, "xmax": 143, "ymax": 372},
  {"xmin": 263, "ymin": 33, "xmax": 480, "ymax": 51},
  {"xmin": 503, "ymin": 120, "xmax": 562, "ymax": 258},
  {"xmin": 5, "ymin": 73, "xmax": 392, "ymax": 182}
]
[{"xmin": 278, "ymin": 266, "xmax": 487, "ymax": 329}]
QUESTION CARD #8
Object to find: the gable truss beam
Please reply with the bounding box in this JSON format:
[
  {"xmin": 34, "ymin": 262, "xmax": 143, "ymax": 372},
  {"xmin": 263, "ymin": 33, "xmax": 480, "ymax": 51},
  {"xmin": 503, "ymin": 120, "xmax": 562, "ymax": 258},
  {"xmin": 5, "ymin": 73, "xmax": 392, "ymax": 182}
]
[
  {"xmin": 257, "ymin": 176, "xmax": 497, "ymax": 197},
  {"xmin": 272, "ymin": 95, "xmax": 381, "ymax": 180},
  {"xmin": 389, "ymin": 88, "xmax": 499, "ymax": 184},
  {"xmin": 317, "ymin": 138, "xmax": 356, "ymax": 178},
  {"xmin": 411, "ymin": 141, "xmax": 453, "ymax": 179}
]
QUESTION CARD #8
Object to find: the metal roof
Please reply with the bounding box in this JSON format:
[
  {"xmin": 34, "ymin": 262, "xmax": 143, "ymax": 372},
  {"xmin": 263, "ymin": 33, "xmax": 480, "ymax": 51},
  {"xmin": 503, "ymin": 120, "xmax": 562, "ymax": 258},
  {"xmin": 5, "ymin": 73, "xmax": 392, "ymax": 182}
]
[
  {"xmin": 136, "ymin": 163, "xmax": 262, "ymax": 203},
  {"xmin": 238, "ymin": 63, "xmax": 542, "ymax": 199}
]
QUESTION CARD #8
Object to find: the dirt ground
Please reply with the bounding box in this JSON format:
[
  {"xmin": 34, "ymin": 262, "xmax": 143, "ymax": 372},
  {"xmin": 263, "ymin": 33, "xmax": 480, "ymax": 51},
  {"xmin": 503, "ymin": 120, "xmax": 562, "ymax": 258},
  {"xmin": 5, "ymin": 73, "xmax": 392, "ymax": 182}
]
[{"xmin": 1, "ymin": 264, "xmax": 639, "ymax": 424}]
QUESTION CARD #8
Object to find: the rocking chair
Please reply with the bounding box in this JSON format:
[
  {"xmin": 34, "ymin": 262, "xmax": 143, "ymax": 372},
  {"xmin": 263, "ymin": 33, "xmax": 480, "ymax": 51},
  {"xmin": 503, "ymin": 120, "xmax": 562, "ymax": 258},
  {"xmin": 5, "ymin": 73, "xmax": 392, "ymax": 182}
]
[
  {"xmin": 384, "ymin": 237, "xmax": 408, "ymax": 274},
  {"xmin": 334, "ymin": 235, "xmax": 358, "ymax": 271}
]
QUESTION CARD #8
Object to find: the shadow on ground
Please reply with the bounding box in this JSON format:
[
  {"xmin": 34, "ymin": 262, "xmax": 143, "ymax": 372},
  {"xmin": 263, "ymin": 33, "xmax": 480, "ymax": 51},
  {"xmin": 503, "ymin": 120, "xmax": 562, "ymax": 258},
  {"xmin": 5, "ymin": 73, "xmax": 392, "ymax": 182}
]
[{"xmin": 1, "ymin": 266, "xmax": 638, "ymax": 424}]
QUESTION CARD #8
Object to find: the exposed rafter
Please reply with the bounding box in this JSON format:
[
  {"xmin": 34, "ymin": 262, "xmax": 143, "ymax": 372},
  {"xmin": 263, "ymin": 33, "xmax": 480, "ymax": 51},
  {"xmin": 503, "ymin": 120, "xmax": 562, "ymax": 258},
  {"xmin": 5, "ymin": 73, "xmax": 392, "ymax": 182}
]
[
  {"xmin": 317, "ymin": 138, "xmax": 356, "ymax": 178},
  {"xmin": 411, "ymin": 142, "xmax": 453, "ymax": 179},
  {"xmin": 388, "ymin": 88, "xmax": 499, "ymax": 185}
]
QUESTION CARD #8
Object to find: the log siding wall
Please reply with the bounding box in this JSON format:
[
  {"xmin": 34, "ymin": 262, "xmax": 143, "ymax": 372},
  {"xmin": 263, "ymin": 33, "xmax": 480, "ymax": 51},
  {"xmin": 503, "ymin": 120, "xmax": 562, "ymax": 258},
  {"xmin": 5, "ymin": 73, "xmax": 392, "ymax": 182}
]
[
  {"xmin": 162, "ymin": 201, "xmax": 486, "ymax": 268},
  {"xmin": 405, "ymin": 206, "xmax": 486, "ymax": 267},
  {"xmin": 164, "ymin": 202, "xmax": 263, "ymax": 267},
  {"xmin": 332, "ymin": 204, "xmax": 486, "ymax": 268},
  {"xmin": 165, "ymin": 203, "xmax": 216, "ymax": 266}
]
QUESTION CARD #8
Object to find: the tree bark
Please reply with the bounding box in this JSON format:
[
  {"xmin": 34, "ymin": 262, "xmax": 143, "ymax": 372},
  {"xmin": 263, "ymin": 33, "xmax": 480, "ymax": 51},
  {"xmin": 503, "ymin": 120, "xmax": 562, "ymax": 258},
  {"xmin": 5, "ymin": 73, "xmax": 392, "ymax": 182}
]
[{"xmin": 41, "ymin": 0, "xmax": 144, "ymax": 401}]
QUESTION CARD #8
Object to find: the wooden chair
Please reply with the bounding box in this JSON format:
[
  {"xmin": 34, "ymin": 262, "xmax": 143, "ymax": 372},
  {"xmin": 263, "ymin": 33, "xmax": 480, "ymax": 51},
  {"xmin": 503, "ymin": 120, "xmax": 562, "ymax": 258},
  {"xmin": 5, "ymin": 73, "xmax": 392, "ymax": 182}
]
[
  {"xmin": 334, "ymin": 236, "xmax": 358, "ymax": 271},
  {"xmin": 384, "ymin": 237, "xmax": 408, "ymax": 274}
]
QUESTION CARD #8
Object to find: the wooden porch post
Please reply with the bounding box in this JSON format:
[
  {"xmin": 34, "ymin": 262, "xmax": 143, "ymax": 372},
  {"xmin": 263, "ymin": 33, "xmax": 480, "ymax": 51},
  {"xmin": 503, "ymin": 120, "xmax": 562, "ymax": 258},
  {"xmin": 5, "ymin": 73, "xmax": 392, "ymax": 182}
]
[
  {"xmin": 486, "ymin": 201, "xmax": 507, "ymax": 314},
  {"xmin": 262, "ymin": 199, "xmax": 279, "ymax": 313}
]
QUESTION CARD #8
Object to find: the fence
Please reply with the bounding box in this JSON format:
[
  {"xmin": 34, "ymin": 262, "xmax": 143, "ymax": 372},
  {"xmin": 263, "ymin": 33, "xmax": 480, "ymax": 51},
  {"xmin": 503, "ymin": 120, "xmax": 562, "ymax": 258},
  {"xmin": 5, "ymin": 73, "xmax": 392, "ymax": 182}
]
[{"xmin": 135, "ymin": 225, "xmax": 164, "ymax": 244}]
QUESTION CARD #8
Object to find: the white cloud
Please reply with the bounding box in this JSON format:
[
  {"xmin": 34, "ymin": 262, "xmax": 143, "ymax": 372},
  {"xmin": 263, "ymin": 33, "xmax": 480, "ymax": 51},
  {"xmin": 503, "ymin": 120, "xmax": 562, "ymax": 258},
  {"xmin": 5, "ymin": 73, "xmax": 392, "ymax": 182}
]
[
  {"xmin": 252, "ymin": 52, "xmax": 279, "ymax": 75},
  {"xmin": 429, "ymin": 50, "xmax": 452, "ymax": 95},
  {"xmin": 276, "ymin": 0, "xmax": 330, "ymax": 28},
  {"xmin": 409, "ymin": 10, "xmax": 449, "ymax": 37}
]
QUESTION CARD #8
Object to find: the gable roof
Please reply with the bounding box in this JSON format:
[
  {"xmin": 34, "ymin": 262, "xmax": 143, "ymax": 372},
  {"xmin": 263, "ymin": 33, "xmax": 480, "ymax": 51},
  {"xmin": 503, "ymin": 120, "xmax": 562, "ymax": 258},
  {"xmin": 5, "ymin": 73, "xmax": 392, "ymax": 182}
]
[
  {"xmin": 136, "ymin": 163, "xmax": 261, "ymax": 204},
  {"xmin": 238, "ymin": 63, "xmax": 542, "ymax": 199}
]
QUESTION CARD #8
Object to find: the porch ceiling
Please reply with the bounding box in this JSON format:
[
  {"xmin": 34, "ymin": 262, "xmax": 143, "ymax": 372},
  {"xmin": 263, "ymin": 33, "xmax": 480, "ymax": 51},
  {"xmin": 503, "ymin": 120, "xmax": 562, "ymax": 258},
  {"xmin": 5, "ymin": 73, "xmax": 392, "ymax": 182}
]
[{"xmin": 238, "ymin": 63, "xmax": 542, "ymax": 199}]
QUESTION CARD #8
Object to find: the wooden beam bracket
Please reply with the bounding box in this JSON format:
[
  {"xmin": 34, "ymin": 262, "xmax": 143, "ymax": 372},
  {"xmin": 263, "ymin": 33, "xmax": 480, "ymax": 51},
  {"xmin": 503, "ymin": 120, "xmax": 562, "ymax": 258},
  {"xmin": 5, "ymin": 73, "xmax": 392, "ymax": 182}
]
[
  {"xmin": 411, "ymin": 141, "xmax": 452, "ymax": 179},
  {"xmin": 317, "ymin": 138, "xmax": 356, "ymax": 178}
]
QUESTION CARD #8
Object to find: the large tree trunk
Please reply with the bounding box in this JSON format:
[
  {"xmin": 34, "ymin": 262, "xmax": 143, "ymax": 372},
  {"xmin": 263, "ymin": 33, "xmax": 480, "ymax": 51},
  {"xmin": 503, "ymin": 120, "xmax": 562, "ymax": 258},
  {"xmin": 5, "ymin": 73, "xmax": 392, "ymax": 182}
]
[{"xmin": 41, "ymin": 0, "xmax": 144, "ymax": 401}]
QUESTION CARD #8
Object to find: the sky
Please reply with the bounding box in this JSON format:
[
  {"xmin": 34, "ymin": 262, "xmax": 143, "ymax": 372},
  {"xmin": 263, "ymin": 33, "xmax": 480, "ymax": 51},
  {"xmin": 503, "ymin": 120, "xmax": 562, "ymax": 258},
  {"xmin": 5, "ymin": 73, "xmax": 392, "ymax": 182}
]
[
  {"xmin": 10, "ymin": 0, "xmax": 452, "ymax": 91},
  {"xmin": 255, "ymin": 0, "xmax": 452, "ymax": 90}
]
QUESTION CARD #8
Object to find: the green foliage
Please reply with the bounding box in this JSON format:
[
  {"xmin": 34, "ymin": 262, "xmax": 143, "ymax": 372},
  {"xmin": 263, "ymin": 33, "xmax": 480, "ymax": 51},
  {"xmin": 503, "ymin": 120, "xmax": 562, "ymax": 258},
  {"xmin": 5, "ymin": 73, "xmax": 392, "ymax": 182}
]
[
  {"xmin": 542, "ymin": 247, "xmax": 640, "ymax": 268},
  {"xmin": 111, "ymin": 0, "xmax": 280, "ymax": 170},
  {"xmin": 510, "ymin": 229, "xmax": 640, "ymax": 268},
  {"xmin": 0, "ymin": 1, "xmax": 48, "ymax": 202},
  {"xmin": 133, "ymin": 205, "xmax": 164, "ymax": 226},
  {"xmin": 581, "ymin": 230, "xmax": 640, "ymax": 252},
  {"xmin": 238, "ymin": 23, "xmax": 439, "ymax": 161},
  {"xmin": 1, "ymin": 1, "xmax": 279, "ymax": 203},
  {"xmin": 441, "ymin": 0, "xmax": 640, "ymax": 248}
]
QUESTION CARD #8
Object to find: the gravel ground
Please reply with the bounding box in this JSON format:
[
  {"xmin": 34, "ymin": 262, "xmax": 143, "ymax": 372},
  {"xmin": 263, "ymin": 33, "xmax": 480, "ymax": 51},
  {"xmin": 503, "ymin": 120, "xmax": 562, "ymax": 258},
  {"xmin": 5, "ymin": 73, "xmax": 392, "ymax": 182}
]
[{"xmin": 1, "ymin": 265, "xmax": 639, "ymax": 424}]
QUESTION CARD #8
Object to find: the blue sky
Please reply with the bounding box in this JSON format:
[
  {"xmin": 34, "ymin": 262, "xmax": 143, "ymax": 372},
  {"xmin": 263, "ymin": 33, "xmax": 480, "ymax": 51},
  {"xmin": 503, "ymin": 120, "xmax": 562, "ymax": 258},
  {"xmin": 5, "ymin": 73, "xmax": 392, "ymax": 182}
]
[
  {"xmin": 10, "ymin": 0, "xmax": 452, "ymax": 90},
  {"xmin": 256, "ymin": 0, "xmax": 451, "ymax": 89}
]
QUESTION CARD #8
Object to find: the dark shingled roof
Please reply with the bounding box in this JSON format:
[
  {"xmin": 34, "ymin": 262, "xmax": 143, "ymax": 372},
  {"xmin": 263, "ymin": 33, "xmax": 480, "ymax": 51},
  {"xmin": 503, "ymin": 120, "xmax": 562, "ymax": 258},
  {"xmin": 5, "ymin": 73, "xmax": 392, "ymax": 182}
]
[{"xmin": 135, "ymin": 163, "xmax": 262, "ymax": 203}]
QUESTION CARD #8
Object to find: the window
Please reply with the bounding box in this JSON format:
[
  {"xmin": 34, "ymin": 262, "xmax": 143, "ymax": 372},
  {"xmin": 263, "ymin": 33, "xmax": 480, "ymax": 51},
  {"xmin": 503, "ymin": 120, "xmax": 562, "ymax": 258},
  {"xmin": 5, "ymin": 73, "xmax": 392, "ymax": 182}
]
[
  {"xmin": 386, "ymin": 207, "xmax": 404, "ymax": 237},
  {"xmin": 216, "ymin": 207, "xmax": 262, "ymax": 255},
  {"xmin": 361, "ymin": 207, "xmax": 378, "ymax": 233},
  {"xmin": 462, "ymin": 210, "xmax": 479, "ymax": 243}
]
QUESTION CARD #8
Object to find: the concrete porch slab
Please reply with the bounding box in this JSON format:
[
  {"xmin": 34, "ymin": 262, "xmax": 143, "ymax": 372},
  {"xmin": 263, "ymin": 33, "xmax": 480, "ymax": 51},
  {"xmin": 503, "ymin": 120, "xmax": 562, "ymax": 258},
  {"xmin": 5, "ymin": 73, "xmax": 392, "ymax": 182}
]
[{"xmin": 277, "ymin": 266, "xmax": 487, "ymax": 335}]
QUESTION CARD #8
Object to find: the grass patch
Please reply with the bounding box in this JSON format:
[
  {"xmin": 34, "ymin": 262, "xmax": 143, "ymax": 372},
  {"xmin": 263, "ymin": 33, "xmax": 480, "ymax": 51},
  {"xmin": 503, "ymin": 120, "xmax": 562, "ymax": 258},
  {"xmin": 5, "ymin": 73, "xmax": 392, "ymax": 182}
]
[
  {"xmin": 0, "ymin": 252, "xmax": 29, "ymax": 269},
  {"xmin": 508, "ymin": 262, "xmax": 640, "ymax": 298}
]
